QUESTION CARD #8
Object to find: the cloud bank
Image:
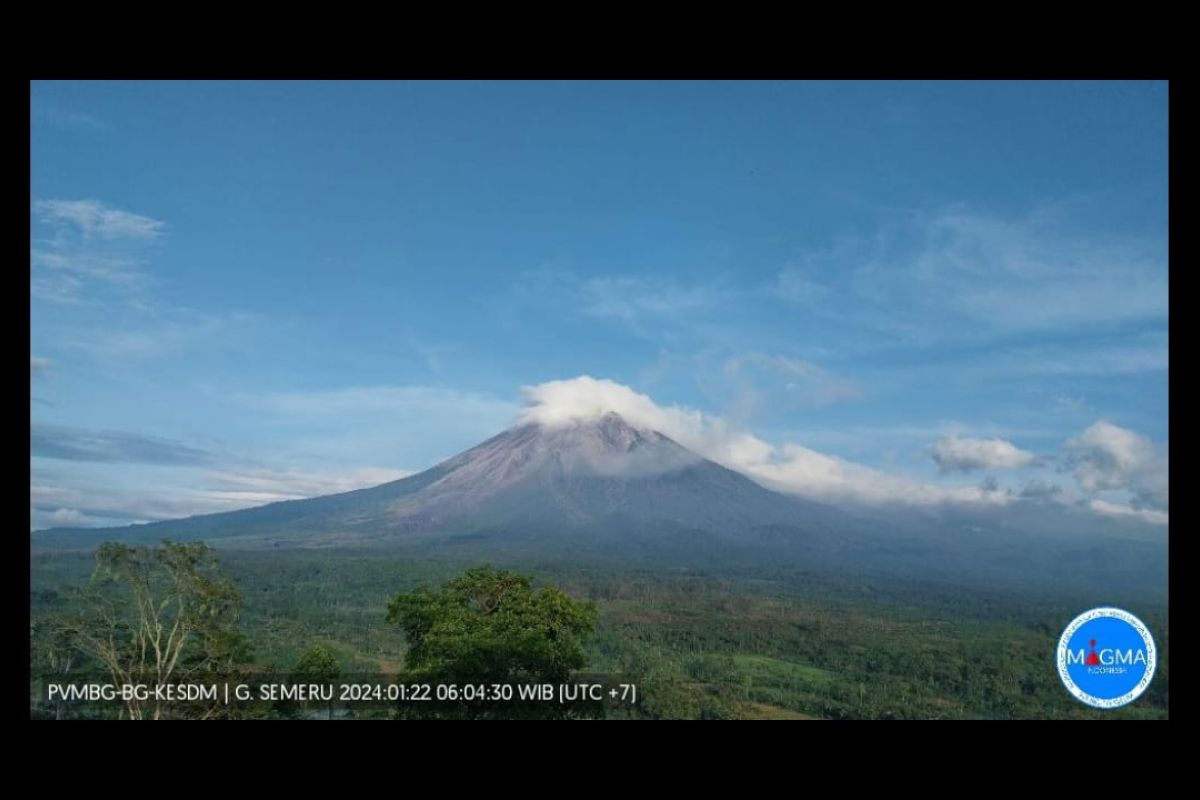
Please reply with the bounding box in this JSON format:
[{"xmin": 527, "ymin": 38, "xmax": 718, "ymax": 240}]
[
  {"xmin": 517, "ymin": 376, "xmax": 1167, "ymax": 524},
  {"xmin": 518, "ymin": 376, "xmax": 1004, "ymax": 508}
]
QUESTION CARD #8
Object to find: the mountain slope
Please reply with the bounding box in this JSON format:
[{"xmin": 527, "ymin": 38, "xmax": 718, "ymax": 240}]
[
  {"xmin": 32, "ymin": 412, "xmax": 1167, "ymax": 600},
  {"xmin": 34, "ymin": 413, "xmax": 857, "ymax": 549}
]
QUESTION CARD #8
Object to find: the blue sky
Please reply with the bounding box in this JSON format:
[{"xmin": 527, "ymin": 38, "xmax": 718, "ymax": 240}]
[{"xmin": 30, "ymin": 80, "xmax": 1169, "ymax": 529}]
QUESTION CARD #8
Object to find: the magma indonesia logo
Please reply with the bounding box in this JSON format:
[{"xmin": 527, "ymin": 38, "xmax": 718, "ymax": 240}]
[{"xmin": 1057, "ymin": 607, "xmax": 1157, "ymax": 709}]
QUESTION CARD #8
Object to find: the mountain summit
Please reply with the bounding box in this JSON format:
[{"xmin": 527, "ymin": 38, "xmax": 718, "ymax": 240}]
[
  {"xmin": 33, "ymin": 412, "xmax": 1167, "ymax": 598},
  {"xmin": 38, "ymin": 413, "xmax": 841, "ymax": 549}
]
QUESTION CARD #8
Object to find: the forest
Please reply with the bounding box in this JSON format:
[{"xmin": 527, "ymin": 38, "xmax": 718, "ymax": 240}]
[{"xmin": 29, "ymin": 542, "xmax": 1169, "ymax": 720}]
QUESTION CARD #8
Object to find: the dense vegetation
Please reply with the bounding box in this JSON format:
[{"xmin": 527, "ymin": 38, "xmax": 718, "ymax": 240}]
[
  {"xmin": 29, "ymin": 545, "xmax": 1168, "ymax": 719},
  {"xmin": 386, "ymin": 565, "xmax": 598, "ymax": 718}
]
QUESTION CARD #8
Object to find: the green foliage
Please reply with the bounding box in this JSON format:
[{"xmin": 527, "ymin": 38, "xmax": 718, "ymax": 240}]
[
  {"xmin": 292, "ymin": 644, "xmax": 342, "ymax": 684},
  {"xmin": 386, "ymin": 565, "xmax": 598, "ymax": 718},
  {"xmin": 36, "ymin": 540, "xmax": 250, "ymax": 719},
  {"xmin": 30, "ymin": 548, "xmax": 1169, "ymax": 720},
  {"xmin": 276, "ymin": 644, "xmax": 344, "ymax": 719}
]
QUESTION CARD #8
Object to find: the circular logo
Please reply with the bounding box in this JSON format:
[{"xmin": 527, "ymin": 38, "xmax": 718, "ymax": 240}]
[{"xmin": 1057, "ymin": 607, "xmax": 1156, "ymax": 709}]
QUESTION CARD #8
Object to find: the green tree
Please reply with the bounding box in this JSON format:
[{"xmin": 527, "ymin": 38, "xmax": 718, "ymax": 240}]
[
  {"xmin": 385, "ymin": 565, "xmax": 597, "ymax": 718},
  {"xmin": 289, "ymin": 644, "xmax": 342, "ymax": 719},
  {"xmin": 55, "ymin": 540, "xmax": 250, "ymax": 719},
  {"xmin": 30, "ymin": 618, "xmax": 82, "ymax": 720}
]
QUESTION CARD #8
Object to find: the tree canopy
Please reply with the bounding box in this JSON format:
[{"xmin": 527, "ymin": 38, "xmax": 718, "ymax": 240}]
[
  {"xmin": 56, "ymin": 540, "xmax": 250, "ymax": 719},
  {"xmin": 386, "ymin": 565, "xmax": 597, "ymax": 718}
]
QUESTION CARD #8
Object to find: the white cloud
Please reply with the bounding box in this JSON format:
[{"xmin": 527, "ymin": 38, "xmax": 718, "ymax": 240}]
[
  {"xmin": 519, "ymin": 376, "xmax": 685, "ymax": 430},
  {"xmin": 1064, "ymin": 420, "xmax": 1168, "ymax": 511},
  {"xmin": 1065, "ymin": 420, "xmax": 1153, "ymax": 491},
  {"xmin": 743, "ymin": 441, "xmax": 1004, "ymax": 507},
  {"xmin": 518, "ymin": 376, "xmax": 1006, "ymax": 508},
  {"xmin": 518, "ymin": 381, "xmax": 1171, "ymax": 525},
  {"xmin": 34, "ymin": 199, "xmax": 164, "ymax": 240},
  {"xmin": 931, "ymin": 435, "xmax": 1037, "ymax": 473},
  {"xmin": 30, "ymin": 356, "xmax": 49, "ymax": 379},
  {"xmin": 1087, "ymin": 498, "xmax": 1169, "ymax": 526}
]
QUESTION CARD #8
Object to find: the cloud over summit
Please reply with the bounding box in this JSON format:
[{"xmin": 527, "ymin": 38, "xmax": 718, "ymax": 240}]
[
  {"xmin": 519, "ymin": 377, "xmax": 1005, "ymax": 508},
  {"xmin": 515, "ymin": 377, "xmax": 1167, "ymax": 526}
]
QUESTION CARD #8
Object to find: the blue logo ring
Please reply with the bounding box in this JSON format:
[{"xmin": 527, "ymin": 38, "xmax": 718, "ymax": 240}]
[{"xmin": 1057, "ymin": 606, "xmax": 1157, "ymax": 709}]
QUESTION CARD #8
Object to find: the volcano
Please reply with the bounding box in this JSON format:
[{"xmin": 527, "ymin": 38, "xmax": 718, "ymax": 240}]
[
  {"xmin": 36, "ymin": 413, "xmax": 857, "ymax": 550},
  {"xmin": 32, "ymin": 412, "xmax": 1168, "ymax": 597}
]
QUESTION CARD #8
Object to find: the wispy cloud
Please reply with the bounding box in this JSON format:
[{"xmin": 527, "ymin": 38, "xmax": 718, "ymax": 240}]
[
  {"xmin": 721, "ymin": 352, "xmax": 862, "ymax": 413},
  {"xmin": 30, "ymin": 356, "xmax": 49, "ymax": 379},
  {"xmin": 32, "ymin": 106, "xmax": 109, "ymax": 132},
  {"xmin": 31, "ymin": 424, "xmax": 216, "ymax": 466},
  {"xmin": 30, "ymin": 271, "xmax": 86, "ymax": 304},
  {"xmin": 1052, "ymin": 394, "xmax": 1093, "ymax": 415},
  {"xmin": 30, "ymin": 199, "xmax": 163, "ymax": 306},
  {"xmin": 989, "ymin": 335, "xmax": 1168, "ymax": 377},
  {"xmin": 30, "ymin": 384, "xmax": 514, "ymax": 531},
  {"xmin": 31, "ymin": 249, "xmax": 145, "ymax": 288},
  {"xmin": 581, "ymin": 275, "xmax": 726, "ymax": 326},
  {"xmin": 775, "ymin": 203, "xmax": 1167, "ymax": 339},
  {"xmin": 512, "ymin": 269, "xmax": 737, "ymax": 343},
  {"xmin": 34, "ymin": 199, "xmax": 164, "ymax": 240},
  {"xmin": 201, "ymin": 466, "xmax": 414, "ymax": 502},
  {"xmin": 30, "ymin": 463, "xmax": 416, "ymax": 531}
]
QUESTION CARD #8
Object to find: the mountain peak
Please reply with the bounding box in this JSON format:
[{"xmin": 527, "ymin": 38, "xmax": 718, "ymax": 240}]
[
  {"xmin": 529, "ymin": 408, "xmax": 637, "ymax": 431},
  {"xmin": 502, "ymin": 409, "xmax": 675, "ymax": 470}
]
